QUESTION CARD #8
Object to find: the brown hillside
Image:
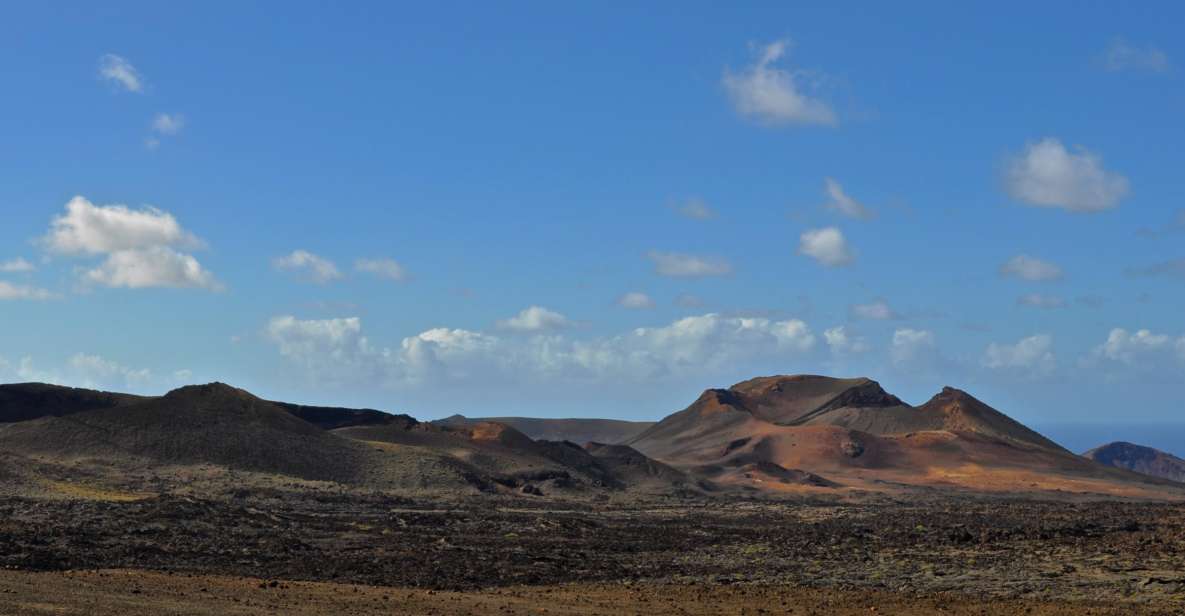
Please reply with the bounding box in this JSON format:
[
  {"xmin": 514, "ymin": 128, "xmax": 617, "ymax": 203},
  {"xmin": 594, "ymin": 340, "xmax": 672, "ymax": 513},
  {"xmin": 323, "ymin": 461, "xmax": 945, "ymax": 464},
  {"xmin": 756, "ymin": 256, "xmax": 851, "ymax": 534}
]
[{"xmin": 628, "ymin": 375, "xmax": 1177, "ymax": 497}]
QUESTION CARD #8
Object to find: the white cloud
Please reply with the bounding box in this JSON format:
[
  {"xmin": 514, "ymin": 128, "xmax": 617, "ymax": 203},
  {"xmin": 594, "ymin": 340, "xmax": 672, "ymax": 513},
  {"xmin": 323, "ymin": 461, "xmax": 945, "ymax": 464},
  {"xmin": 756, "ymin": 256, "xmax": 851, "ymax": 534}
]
[
  {"xmin": 890, "ymin": 328, "xmax": 935, "ymax": 367},
  {"xmin": 850, "ymin": 298, "xmax": 899, "ymax": 320},
  {"xmin": 44, "ymin": 196, "xmax": 198, "ymax": 255},
  {"xmin": 68, "ymin": 353, "xmax": 152, "ymax": 389},
  {"xmin": 265, "ymin": 312, "xmax": 816, "ymax": 387},
  {"xmin": 982, "ymin": 334, "xmax": 1056, "ymax": 375},
  {"xmin": 722, "ymin": 39, "xmax": 837, "ymax": 126},
  {"xmin": 0, "ymin": 258, "xmax": 34, "ymax": 273},
  {"xmin": 824, "ymin": 326, "xmax": 869, "ymax": 355},
  {"xmin": 674, "ymin": 293, "xmax": 703, "ymax": 308},
  {"xmin": 618, "ymin": 292, "xmax": 656, "ymax": 309},
  {"xmin": 0, "ymin": 281, "xmax": 56, "ymax": 301},
  {"xmin": 266, "ymin": 316, "xmax": 374, "ymax": 379},
  {"xmin": 98, "ymin": 54, "xmax": 143, "ymax": 93},
  {"xmin": 798, "ymin": 227, "xmax": 854, "ymax": 267},
  {"xmin": 1017, "ymin": 293, "xmax": 1066, "ymax": 309},
  {"xmin": 39, "ymin": 196, "xmax": 218, "ymax": 291},
  {"xmin": 497, "ymin": 306, "xmax": 573, "ymax": 332},
  {"xmin": 16, "ymin": 357, "xmax": 57, "ymax": 384},
  {"xmin": 1004, "ymin": 138, "xmax": 1129, "ymax": 213},
  {"xmin": 1093, "ymin": 328, "xmax": 1177, "ymax": 364},
  {"xmin": 83, "ymin": 246, "xmax": 221, "ymax": 290},
  {"xmin": 12, "ymin": 353, "xmax": 154, "ymax": 390},
  {"xmin": 274, "ymin": 250, "xmax": 341, "ymax": 284},
  {"xmin": 648, "ymin": 251, "xmax": 732, "ymax": 278},
  {"xmin": 1102, "ymin": 39, "xmax": 1170, "ymax": 73},
  {"xmin": 152, "ymin": 113, "xmax": 185, "ymax": 135},
  {"xmin": 672, "ymin": 198, "xmax": 714, "ymax": 220},
  {"xmin": 355, "ymin": 258, "xmax": 408, "ymax": 282},
  {"xmin": 1000, "ymin": 254, "xmax": 1063, "ymax": 282},
  {"xmin": 173, "ymin": 369, "xmax": 193, "ymax": 382},
  {"xmin": 823, "ymin": 178, "xmax": 873, "ymax": 220}
]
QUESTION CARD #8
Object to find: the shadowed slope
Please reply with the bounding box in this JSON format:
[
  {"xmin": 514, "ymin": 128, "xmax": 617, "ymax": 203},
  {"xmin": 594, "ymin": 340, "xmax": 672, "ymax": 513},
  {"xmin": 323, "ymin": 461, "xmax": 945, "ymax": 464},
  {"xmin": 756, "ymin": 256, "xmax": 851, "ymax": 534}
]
[
  {"xmin": 0, "ymin": 383, "xmax": 145, "ymax": 423},
  {"xmin": 0, "ymin": 383, "xmax": 367, "ymax": 482}
]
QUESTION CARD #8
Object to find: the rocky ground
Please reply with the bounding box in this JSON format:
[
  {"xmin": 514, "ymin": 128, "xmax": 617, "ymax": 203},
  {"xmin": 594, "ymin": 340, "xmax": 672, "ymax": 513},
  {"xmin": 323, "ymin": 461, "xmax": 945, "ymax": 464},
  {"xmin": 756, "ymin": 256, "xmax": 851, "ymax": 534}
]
[
  {"xmin": 1, "ymin": 569, "xmax": 1172, "ymax": 615},
  {"xmin": 2, "ymin": 492, "xmax": 1185, "ymax": 612}
]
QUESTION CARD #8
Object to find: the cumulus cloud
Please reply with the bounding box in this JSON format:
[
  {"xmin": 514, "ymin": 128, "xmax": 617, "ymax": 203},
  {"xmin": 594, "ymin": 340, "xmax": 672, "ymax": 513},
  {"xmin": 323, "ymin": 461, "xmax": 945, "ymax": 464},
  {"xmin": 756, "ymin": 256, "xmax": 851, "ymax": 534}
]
[
  {"xmin": 671, "ymin": 198, "xmax": 715, "ymax": 220},
  {"xmin": 1102, "ymin": 39, "xmax": 1170, "ymax": 73},
  {"xmin": 722, "ymin": 39, "xmax": 837, "ymax": 126},
  {"xmin": 496, "ymin": 306, "xmax": 573, "ymax": 333},
  {"xmin": 982, "ymin": 334, "xmax": 1056, "ymax": 376},
  {"xmin": 1004, "ymin": 138, "xmax": 1129, "ymax": 213},
  {"xmin": 1017, "ymin": 293, "xmax": 1066, "ymax": 309},
  {"xmin": 274, "ymin": 250, "xmax": 342, "ymax": 284},
  {"xmin": 617, "ymin": 292, "xmax": 656, "ymax": 309},
  {"xmin": 824, "ymin": 326, "xmax": 869, "ymax": 355},
  {"xmin": 0, "ymin": 258, "xmax": 34, "ymax": 273},
  {"xmin": 1000, "ymin": 254, "xmax": 1063, "ymax": 282},
  {"xmin": 849, "ymin": 298, "xmax": 899, "ymax": 321},
  {"xmin": 83, "ymin": 246, "xmax": 221, "ymax": 290},
  {"xmin": 890, "ymin": 328, "xmax": 935, "ymax": 367},
  {"xmin": 355, "ymin": 257, "xmax": 408, "ymax": 282},
  {"xmin": 40, "ymin": 196, "xmax": 217, "ymax": 290},
  {"xmin": 1092, "ymin": 328, "xmax": 1180, "ymax": 364},
  {"xmin": 648, "ymin": 251, "xmax": 732, "ymax": 278},
  {"xmin": 98, "ymin": 54, "xmax": 144, "ymax": 92},
  {"xmin": 823, "ymin": 178, "xmax": 873, "ymax": 220},
  {"xmin": 44, "ymin": 196, "xmax": 197, "ymax": 255},
  {"xmin": 0, "ymin": 281, "xmax": 56, "ymax": 301},
  {"xmin": 265, "ymin": 312, "xmax": 816, "ymax": 388},
  {"xmin": 798, "ymin": 227, "xmax": 854, "ymax": 267}
]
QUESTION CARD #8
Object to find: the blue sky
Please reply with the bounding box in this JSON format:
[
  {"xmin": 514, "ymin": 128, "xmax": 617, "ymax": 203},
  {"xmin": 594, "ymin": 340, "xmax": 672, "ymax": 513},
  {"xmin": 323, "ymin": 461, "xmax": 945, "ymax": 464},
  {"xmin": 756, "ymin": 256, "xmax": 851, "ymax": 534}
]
[{"xmin": 2, "ymin": 3, "xmax": 1184, "ymax": 439}]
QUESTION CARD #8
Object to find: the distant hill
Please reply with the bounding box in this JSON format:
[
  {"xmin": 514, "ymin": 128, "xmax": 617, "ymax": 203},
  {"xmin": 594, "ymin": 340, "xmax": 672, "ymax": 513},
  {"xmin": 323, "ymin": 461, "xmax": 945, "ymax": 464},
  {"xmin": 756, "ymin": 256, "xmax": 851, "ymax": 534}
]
[
  {"xmin": 434, "ymin": 415, "xmax": 654, "ymax": 445},
  {"xmin": 271, "ymin": 400, "xmax": 407, "ymax": 430},
  {"xmin": 0, "ymin": 383, "xmax": 144, "ymax": 423},
  {"xmin": 1084, "ymin": 442, "xmax": 1185, "ymax": 483}
]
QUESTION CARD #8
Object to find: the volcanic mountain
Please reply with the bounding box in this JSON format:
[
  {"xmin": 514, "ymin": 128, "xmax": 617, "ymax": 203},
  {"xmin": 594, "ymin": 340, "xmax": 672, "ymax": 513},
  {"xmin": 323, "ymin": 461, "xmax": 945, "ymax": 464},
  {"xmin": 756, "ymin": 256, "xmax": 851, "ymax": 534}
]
[
  {"xmin": 627, "ymin": 375, "xmax": 1173, "ymax": 496},
  {"xmin": 1084, "ymin": 442, "xmax": 1185, "ymax": 483}
]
